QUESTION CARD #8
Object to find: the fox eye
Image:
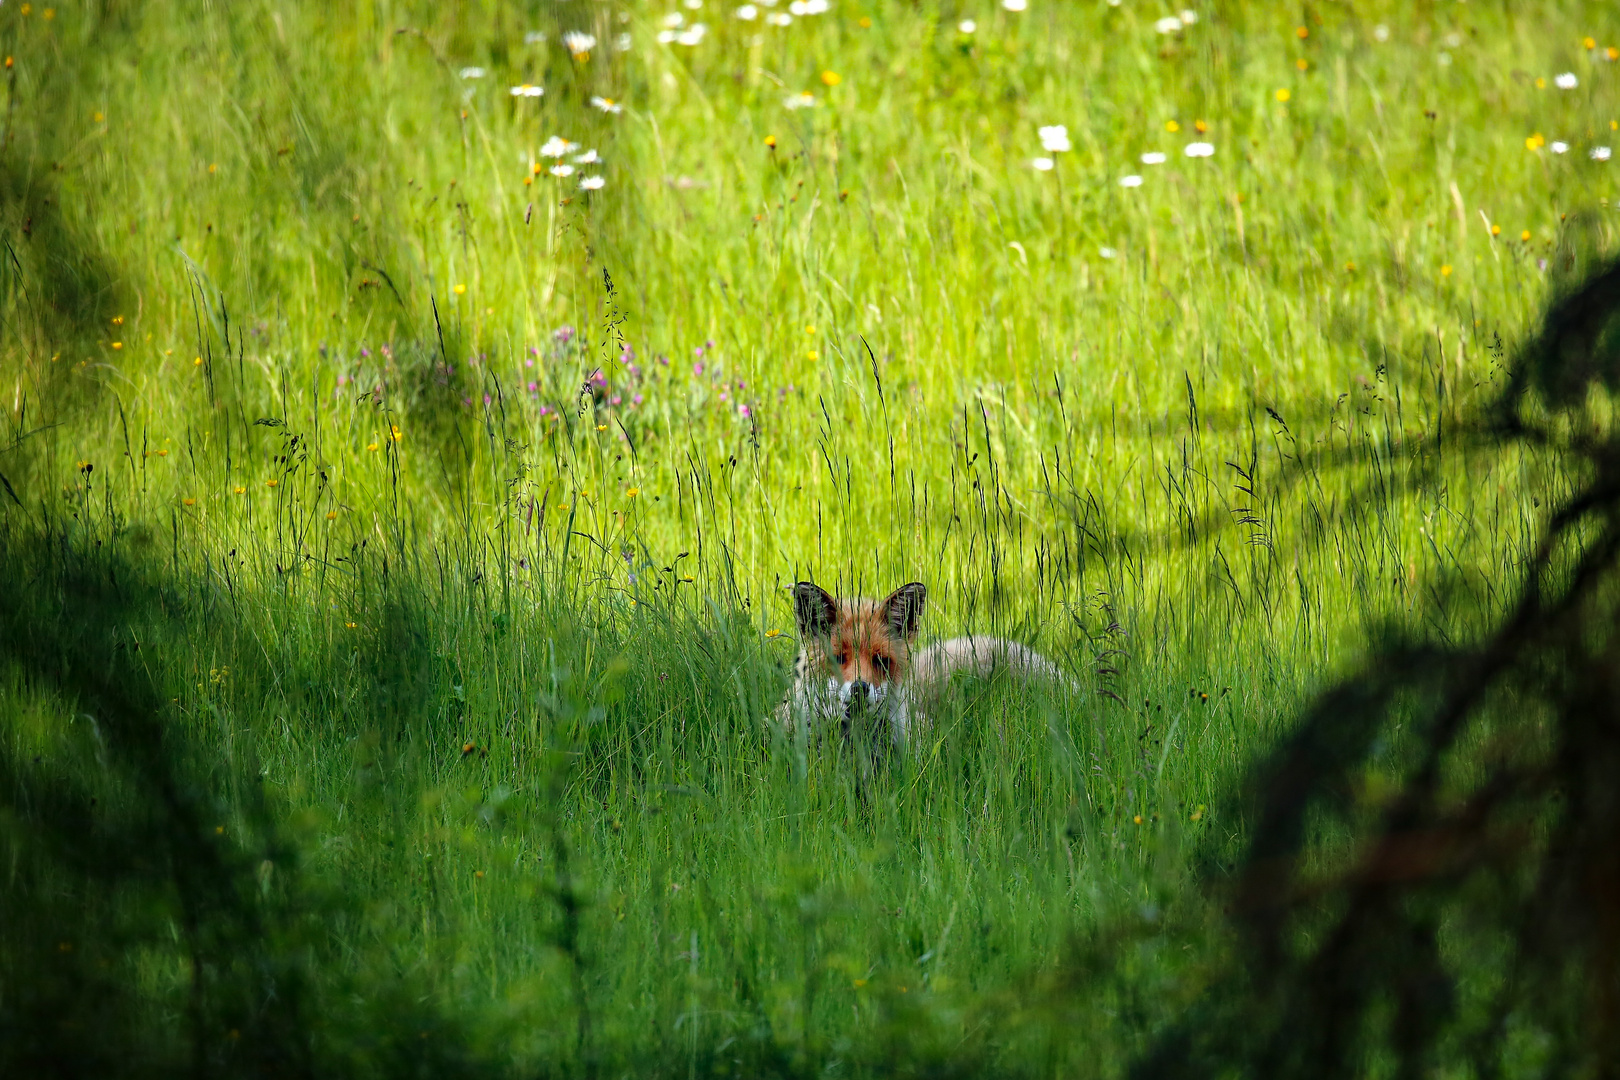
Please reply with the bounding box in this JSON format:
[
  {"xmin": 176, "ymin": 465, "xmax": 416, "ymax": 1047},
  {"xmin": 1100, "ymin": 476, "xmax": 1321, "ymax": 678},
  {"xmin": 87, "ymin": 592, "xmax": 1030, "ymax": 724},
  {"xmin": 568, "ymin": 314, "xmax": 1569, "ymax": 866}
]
[
  {"xmin": 872, "ymin": 655, "xmax": 891, "ymax": 674},
  {"xmin": 834, "ymin": 651, "xmax": 849, "ymax": 667}
]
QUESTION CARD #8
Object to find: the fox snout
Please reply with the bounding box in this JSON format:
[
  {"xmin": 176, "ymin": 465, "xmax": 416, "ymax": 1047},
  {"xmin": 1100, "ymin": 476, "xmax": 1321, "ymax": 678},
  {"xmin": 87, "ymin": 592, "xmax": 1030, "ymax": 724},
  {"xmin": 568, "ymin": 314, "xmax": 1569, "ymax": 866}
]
[{"xmin": 841, "ymin": 679, "xmax": 880, "ymax": 715}]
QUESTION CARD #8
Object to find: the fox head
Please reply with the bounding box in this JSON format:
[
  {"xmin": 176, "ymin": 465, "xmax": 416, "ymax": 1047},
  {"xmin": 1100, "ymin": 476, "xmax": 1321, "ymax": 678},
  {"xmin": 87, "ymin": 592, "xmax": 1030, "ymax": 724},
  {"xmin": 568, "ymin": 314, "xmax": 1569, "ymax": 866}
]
[{"xmin": 791, "ymin": 581, "xmax": 926, "ymax": 721}]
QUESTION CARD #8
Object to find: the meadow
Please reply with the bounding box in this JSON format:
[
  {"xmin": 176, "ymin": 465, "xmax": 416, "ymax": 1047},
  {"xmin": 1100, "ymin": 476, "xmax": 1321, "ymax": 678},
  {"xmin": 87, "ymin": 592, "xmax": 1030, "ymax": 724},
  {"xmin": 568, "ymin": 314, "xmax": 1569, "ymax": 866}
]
[{"xmin": 3, "ymin": 1, "xmax": 1620, "ymax": 1076}]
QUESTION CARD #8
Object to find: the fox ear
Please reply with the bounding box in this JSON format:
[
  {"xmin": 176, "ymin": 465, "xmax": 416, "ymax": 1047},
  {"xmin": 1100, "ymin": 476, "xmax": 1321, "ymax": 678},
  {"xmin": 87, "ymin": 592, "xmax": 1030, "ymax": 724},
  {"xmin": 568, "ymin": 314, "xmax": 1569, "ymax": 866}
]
[
  {"xmin": 881, "ymin": 582, "xmax": 926, "ymax": 641},
  {"xmin": 792, "ymin": 582, "xmax": 838, "ymax": 639}
]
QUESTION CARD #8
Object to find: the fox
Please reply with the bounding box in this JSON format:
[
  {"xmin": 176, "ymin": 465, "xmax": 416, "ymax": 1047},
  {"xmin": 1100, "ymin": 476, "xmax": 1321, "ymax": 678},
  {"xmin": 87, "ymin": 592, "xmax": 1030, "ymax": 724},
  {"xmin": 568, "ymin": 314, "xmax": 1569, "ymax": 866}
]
[{"xmin": 776, "ymin": 580, "xmax": 1068, "ymax": 750}]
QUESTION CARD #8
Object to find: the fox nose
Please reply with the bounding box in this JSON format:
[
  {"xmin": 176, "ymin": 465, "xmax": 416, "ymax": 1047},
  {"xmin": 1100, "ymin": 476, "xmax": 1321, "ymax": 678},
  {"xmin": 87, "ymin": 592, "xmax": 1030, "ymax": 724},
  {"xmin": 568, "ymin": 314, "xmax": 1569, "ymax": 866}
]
[{"xmin": 847, "ymin": 680, "xmax": 871, "ymax": 711}]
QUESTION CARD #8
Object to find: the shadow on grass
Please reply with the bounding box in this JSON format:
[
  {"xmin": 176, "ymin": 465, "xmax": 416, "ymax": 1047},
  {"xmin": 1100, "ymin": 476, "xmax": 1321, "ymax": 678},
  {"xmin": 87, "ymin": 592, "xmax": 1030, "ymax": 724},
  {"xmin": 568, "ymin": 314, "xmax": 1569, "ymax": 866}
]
[
  {"xmin": 0, "ymin": 529, "xmax": 511, "ymax": 1079},
  {"xmin": 1128, "ymin": 223, "xmax": 1620, "ymax": 1076}
]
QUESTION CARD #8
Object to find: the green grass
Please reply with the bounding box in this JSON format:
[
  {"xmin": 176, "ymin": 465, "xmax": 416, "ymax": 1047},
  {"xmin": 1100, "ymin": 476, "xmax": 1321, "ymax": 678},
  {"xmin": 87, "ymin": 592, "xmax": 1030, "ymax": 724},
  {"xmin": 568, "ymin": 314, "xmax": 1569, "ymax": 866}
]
[{"xmin": 3, "ymin": 1, "xmax": 1618, "ymax": 1075}]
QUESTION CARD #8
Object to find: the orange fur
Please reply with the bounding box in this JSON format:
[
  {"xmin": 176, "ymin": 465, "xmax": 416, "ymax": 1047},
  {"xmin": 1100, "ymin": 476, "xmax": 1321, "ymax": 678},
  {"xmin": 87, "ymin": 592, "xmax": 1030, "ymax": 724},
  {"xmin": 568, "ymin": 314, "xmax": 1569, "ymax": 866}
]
[{"xmin": 795, "ymin": 598, "xmax": 914, "ymax": 692}]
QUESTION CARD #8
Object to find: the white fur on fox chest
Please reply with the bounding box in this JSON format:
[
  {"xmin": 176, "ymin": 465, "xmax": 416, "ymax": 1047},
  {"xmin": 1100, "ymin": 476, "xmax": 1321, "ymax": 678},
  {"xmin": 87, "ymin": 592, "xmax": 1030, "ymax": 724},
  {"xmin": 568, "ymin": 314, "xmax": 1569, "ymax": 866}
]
[{"xmin": 779, "ymin": 654, "xmax": 916, "ymax": 746}]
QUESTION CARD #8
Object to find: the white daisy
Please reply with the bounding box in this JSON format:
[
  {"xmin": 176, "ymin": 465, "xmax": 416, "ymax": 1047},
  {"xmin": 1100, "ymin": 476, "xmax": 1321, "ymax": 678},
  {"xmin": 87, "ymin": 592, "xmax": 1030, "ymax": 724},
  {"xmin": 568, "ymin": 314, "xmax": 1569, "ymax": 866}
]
[
  {"xmin": 1141, "ymin": 151, "xmax": 1167, "ymax": 165},
  {"xmin": 1099, "ymin": 246, "xmax": 1118, "ymax": 258},
  {"xmin": 590, "ymin": 96, "xmax": 624, "ymax": 114},
  {"xmin": 460, "ymin": 66, "xmax": 487, "ymax": 79},
  {"xmin": 785, "ymin": 91, "xmax": 818, "ymax": 109},
  {"xmin": 766, "ymin": 12, "xmax": 793, "ymax": 25},
  {"xmin": 1184, "ymin": 141, "xmax": 1215, "ymax": 157},
  {"xmin": 1032, "ymin": 157, "xmax": 1055, "ymax": 171},
  {"xmin": 1154, "ymin": 16, "xmax": 1182, "ymax": 34},
  {"xmin": 657, "ymin": 29, "xmax": 677, "ymax": 42},
  {"xmin": 573, "ymin": 149, "xmax": 601, "ymax": 164},
  {"xmin": 735, "ymin": 4, "xmax": 759, "ymax": 18},
  {"xmin": 1373, "ymin": 24, "xmax": 1390, "ymax": 42},
  {"xmin": 959, "ymin": 18, "xmax": 976, "ymax": 33},
  {"xmin": 615, "ymin": 32, "xmax": 633, "ymax": 51},
  {"xmin": 1551, "ymin": 141, "xmax": 1569, "ymax": 154},
  {"xmin": 580, "ymin": 176, "xmax": 606, "ymax": 191},
  {"xmin": 662, "ymin": 12, "xmax": 686, "ymax": 27},
  {"xmin": 540, "ymin": 135, "xmax": 577, "ymax": 158},
  {"xmin": 1038, "ymin": 125, "xmax": 1071, "ymax": 153},
  {"xmin": 1179, "ymin": 9, "xmax": 1197, "ymax": 24},
  {"xmin": 1593, "ymin": 146, "xmax": 1613, "ymax": 161},
  {"xmin": 685, "ymin": 0, "xmax": 704, "ymax": 8},
  {"xmin": 788, "ymin": 0, "xmax": 829, "ymax": 12},
  {"xmin": 510, "ymin": 84, "xmax": 545, "ymax": 98},
  {"xmin": 550, "ymin": 164, "xmax": 576, "ymax": 177},
  {"xmin": 563, "ymin": 31, "xmax": 597, "ymax": 58},
  {"xmin": 1003, "ymin": 0, "xmax": 1027, "ymax": 10},
  {"xmin": 1120, "ymin": 174, "xmax": 1144, "ymax": 187},
  {"xmin": 1555, "ymin": 72, "xmax": 1579, "ymax": 89},
  {"xmin": 676, "ymin": 23, "xmax": 708, "ymax": 44}
]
